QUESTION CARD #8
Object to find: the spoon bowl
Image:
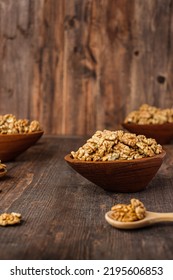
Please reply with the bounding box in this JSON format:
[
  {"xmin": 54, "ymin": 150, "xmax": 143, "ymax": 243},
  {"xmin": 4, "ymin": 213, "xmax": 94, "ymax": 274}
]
[{"xmin": 105, "ymin": 210, "xmax": 173, "ymax": 229}]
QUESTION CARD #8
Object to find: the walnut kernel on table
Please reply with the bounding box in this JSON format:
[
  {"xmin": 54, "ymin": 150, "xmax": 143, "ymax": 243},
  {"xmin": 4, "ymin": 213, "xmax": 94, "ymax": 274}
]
[
  {"xmin": 71, "ymin": 129, "xmax": 162, "ymax": 161},
  {"xmin": 0, "ymin": 212, "xmax": 22, "ymax": 226},
  {"xmin": 0, "ymin": 161, "xmax": 7, "ymax": 177},
  {"xmin": 124, "ymin": 104, "xmax": 173, "ymax": 124},
  {"xmin": 0, "ymin": 114, "xmax": 42, "ymax": 134},
  {"xmin": 111, "ymin": 199, "xmax": 146, "ymax": 222}
]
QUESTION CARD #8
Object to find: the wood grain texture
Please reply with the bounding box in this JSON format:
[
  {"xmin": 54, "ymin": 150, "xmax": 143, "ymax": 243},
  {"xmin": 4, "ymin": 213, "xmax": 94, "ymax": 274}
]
[
  {"xmin": 0, "ymin": 136, "xmax": 173, "ymax": 260},
  {"xmin": 0, "ymin": 0, "xmax": 173, "ymax": 135}
]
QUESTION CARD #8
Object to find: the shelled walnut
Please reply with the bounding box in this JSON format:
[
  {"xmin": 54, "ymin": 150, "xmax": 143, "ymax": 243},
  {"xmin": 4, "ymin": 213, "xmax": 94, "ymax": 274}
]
[
  {"xmin": 0, "ymin": 161, "xmax": 7, "ymax": 177},
  {"xmin": 124, "ymin": 104, "xmax": 173, "ymax": 124},
  {"xmin": 111, "ymin": 199, "xmax": 146, "ymax": 222},
  {"xmin": 71, "ymin": 129, "xmax": 162, "ymax": 161},
  {"xmin": 0, "ymin": 212, "xmax": 22, "ymax": 226},
  {"xmin": 0, "ymin": 114, "xmax": 42, "ymax": 134}
]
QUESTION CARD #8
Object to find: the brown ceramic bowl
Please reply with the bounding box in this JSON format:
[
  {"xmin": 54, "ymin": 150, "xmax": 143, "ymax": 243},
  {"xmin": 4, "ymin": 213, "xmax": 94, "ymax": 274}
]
[
  {"xmin": 0, "ymin": 131, "xmax": 44, "ymax": 162},
  {"xmin": 122, "ymin": 123, "xmax": 173, "ymax": 144},
  {"xmin": 64, "ymin": 151, "xmax": 166, "ymax": 192}
]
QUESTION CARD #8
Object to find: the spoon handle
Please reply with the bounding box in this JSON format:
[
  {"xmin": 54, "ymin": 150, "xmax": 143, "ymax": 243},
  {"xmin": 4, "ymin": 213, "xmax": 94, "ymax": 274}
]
[{"xmin": 149, "ymin": 212, "xmax": 173, "ymax": 223}]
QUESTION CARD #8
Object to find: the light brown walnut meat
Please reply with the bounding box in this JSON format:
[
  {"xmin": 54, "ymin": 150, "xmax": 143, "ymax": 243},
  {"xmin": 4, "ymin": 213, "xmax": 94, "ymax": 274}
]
[
  {"xmin": 111, "ymin": 203, "xmax": 139, "ymax": 222},
  {"xmin": 111, "ymin": 199, "xmax": 146, "ymax": 222},
  {"xmin": 130, "ymin": 198, "xmax": 146, "ymax": 220},
  {"xmin": 0, "ymin": 114, "xmax": 42, "ymax": 134},
  {"xmin": 0, "ymin": 161, "xmax": 7, "ymax": 177},
  {"xmin": 29, "ymin": 120, "xmax": 41, "ymax": 132},
  {"xmin": 124, "ymin": 104, "xmax": 173, "ymax": 124},
  {"xmin": 0, "ymin": 212, "xmax": 22, "ymax": 226},
  {"xmin": 71, "ymin": 129, "xmax": 162, "ymax": 161}
]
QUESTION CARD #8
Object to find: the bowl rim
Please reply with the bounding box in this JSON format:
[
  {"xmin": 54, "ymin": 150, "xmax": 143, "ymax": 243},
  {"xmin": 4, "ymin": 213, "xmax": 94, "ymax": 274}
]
[
  {"xmin": 64, "ymin": 150, "xmax": 166, "ymax": 164},
  {"xmin": 0, "ymin": 130, "xmax": 44, "ymax": 137},
  {"xmin": 122, "ymin": 122, "xmax": 173, "ymax": 127}
]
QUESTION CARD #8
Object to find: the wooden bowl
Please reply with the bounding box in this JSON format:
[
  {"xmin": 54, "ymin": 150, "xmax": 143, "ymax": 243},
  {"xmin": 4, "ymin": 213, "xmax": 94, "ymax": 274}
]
[
  {"xmin": 0, "ymin": 131, "xmax": 44, "ymax": 162},
  {"xmin": 122, "ymin": 123, "xmax": 173, "ymax": 144},
  {"xmin": 64, "ymin": 151, "xmax": 166, "ymax": 192}
]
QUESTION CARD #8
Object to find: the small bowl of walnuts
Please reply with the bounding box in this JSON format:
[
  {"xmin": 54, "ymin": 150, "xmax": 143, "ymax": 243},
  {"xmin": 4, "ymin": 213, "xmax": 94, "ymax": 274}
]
[
  {"xmin": 122, "ymin": 104, "xmax": 173, "ymax": 144},
  {"xmin": 0, "ymin": 114, "xmax": 44, "ymax": 161},
  {"xmin": 64, "ymin": 129, "xmax": 166, "ymax": 192}
]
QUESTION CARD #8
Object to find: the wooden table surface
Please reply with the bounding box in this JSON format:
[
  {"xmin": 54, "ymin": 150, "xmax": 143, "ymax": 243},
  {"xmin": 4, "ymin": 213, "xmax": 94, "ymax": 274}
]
[{"xmin": 0, "ymin": 135, "xmax": 173, "ymax": 260}]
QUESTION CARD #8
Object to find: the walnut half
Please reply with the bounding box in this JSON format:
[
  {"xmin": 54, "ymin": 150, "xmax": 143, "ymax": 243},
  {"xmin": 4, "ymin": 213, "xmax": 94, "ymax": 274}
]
[
  {"xmin": 0, "ymin": 212, "xmax": 22, "ymax": 226},
  {"xmin": 0, "ymin": 162, "xmax": 7, "ymax": 177}
]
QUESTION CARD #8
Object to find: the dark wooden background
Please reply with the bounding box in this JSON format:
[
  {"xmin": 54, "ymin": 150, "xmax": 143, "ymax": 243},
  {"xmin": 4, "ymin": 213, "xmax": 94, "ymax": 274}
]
[{"xmin": 0, "ymin": 0, "xmax": 173, "ymax": 135}]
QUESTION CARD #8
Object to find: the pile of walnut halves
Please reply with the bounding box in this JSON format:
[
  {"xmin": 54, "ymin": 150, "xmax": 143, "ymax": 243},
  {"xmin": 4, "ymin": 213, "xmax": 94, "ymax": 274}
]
[
  {"xmin": 71, "ymin": 129, "xmax": 162, "ymax": 161},
  {"xmin": 0, "ymin": 114, "xmax": 41, "ymax": 134},
  {"xmin": 124, "ymin": 104, "xmax": 173, "ymax": 124}
]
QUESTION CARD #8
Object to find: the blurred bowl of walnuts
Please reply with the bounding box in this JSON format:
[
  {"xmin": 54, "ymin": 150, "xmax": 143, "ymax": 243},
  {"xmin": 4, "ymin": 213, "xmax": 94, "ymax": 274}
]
[
  {"xmin": 64, "ymin": 129, "xmax": 166, "ymax": 192},
  {"xmin": 122, "ymin": 104, "xmax": 173, "ymax": 144},
  {"xmin": 0, "ymin": 114, "xmax": 44, "ymax": 161}
]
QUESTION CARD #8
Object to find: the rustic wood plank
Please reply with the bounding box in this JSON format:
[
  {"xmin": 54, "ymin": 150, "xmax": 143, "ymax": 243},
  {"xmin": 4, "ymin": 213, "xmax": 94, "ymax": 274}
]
[
  {"xmin": 1, "ymin": 0, "xmax": 173, "ymax": 135},
  {"xmin": 0, "ymin": 136, "xmax": 173, "ymax": 260}
]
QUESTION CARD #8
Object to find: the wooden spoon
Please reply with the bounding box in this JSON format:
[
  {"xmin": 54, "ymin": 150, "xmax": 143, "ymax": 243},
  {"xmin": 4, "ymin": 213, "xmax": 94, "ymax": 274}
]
[{"xmin": 105, "ymin": 210, "xmax": 173, "ymax": 229}]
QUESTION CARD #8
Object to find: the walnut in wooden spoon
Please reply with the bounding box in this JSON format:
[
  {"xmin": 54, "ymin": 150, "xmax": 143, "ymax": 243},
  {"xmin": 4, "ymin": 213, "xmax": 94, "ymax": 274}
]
[
  {"xmin": 105, "ymin": 198, "xmax": 173, "ymax": 229},
  {"xmin": 105, "ymin": 210, "xmax": 173, "ymax": 229}
]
